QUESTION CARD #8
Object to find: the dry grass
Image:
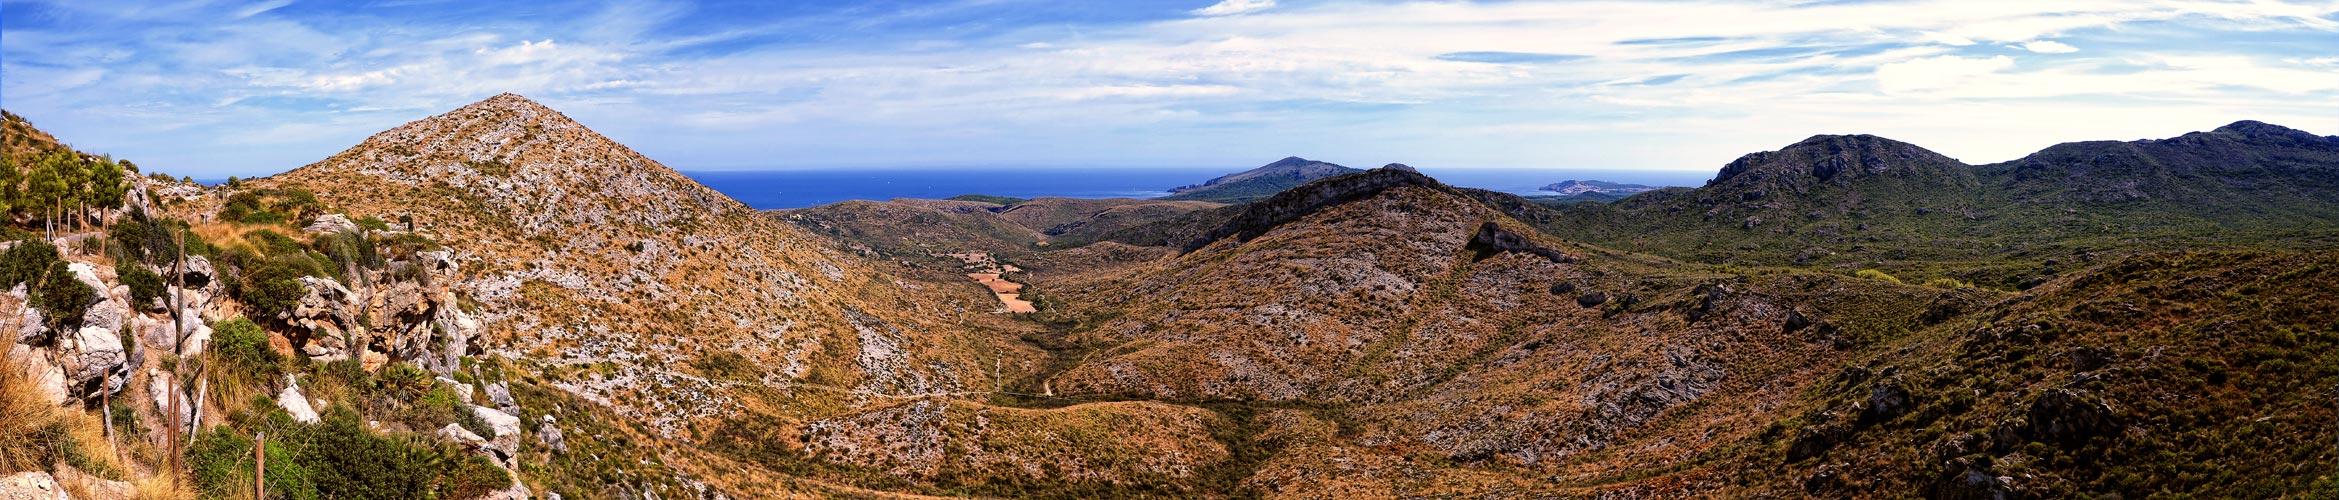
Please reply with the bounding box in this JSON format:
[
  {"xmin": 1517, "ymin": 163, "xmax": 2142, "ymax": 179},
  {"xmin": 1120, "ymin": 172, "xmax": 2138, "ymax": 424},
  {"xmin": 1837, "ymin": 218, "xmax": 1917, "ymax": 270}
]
[
  {"xmin": 0, "ymin": 348, "xmax": 55, "ymax": 473},
  {"xmin": 132, "ymin": 475, "xmax": 197, "ymax": 500},
  {"xmin": 189, "ymin": 221, "xmax": 295, "ymax": 256}
]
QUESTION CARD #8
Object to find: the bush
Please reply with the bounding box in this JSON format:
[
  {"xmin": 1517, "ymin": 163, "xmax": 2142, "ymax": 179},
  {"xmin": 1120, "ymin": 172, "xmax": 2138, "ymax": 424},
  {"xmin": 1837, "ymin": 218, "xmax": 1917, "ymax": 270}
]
[
  {"xmin": 237, "ymin": 256, "xmax": 321, "ymax": 323},
  {"xmin": 304, "ymin": 407, "xmax": 509, "ymax": 500},
  {"xmin": 1922, "ymin": 277, "xmax": 1974, "ymax": 289},
  {"xmin": 310, "ymin": 231, "xmax": 380, "ymax": 274},
  {"xmin": 0, "ymin": 238, "xmax": 59, "ymax": 290},
  {"xmin": 246, "ymin": 229, "xmax": 306, "ymax": 257},
  {"xmin": 212, "ymin": 317, "xmax": 283, "ymax": 382},
  {"xmin": 353, "ymin": 216, "xmax": 391, "ymax": 232},
  {"xmin": 33, "ymin": 262, "xmax": 95, "ymax": 333},
  {"xmin": 116, "ymin": 263, "xmax": 165, "ymax": 311},
  {"xmin": 1856, "ymin": 269, "xmax": 1903, "ymax": 284}
]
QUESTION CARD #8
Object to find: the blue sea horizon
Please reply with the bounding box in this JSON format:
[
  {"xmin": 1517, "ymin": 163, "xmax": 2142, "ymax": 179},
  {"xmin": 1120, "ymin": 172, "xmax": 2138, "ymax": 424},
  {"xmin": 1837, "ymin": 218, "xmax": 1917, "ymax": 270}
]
[{"xmin": 681, "ymin": 166, "xmax": 1715, "ymax": 210}]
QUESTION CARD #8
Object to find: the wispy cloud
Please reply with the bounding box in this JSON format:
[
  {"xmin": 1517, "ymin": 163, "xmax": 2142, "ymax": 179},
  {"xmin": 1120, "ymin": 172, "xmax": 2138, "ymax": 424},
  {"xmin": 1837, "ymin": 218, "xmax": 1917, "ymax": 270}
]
[
  {"xmin": 2019, "ymin": 40, "xmax": 2079, "ymax": 54},
  {"xmin": 1193, "ymin": 0, "xmax": 1276, "ymax": 17},
  {"xmin": 2, "ymin": 0, "xmax": 2336, "ymax": 177}
]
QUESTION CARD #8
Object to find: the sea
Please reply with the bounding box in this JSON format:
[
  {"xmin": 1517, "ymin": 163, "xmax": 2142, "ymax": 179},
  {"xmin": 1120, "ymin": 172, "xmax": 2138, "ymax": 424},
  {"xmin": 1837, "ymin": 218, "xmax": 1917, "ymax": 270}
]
[
  {"xmin": 681, "ymin": 167, "xmax": 1715, "ymax": 210},
  {"xmin": 197, "ymin": 167, "xmax": 1716, "ymax": 210}
]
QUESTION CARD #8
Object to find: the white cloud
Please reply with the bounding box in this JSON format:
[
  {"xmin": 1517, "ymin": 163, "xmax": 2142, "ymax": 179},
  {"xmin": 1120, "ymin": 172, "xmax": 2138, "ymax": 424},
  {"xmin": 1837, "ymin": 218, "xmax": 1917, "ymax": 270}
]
[
  {"xmin": 7, "ymin": 0, "xmax": 2339, "ymax": 176},
  {"xmin": 1922, "ymin": 32, "xmax": 1977, "ymax": 46},
  {"xmin": 2019, "ymin": 40, "xmax": 2079, "ymax": 54},
  {"xmin": 1876, "ymin": 55, "xmax": 2015, "ymax": 94},
  {"xmin": 1193, "ymin": 0, "xmax": 1276, "ymax": 16}
]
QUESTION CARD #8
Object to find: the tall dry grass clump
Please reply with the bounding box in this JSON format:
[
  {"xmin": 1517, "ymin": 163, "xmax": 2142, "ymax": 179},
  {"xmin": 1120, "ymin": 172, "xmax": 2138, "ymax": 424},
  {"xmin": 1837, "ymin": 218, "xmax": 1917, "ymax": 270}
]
[{"xmin": 0, "ymin": 349, "xmax": 59, "ymax": 473}]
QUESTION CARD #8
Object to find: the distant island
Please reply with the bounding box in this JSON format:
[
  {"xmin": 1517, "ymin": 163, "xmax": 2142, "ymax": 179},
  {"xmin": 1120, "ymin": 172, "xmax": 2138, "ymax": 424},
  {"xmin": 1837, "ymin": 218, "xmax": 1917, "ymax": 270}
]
[{"xmin": 1540, "ymin": 179, "xmax": 1657, "ymax": 195}]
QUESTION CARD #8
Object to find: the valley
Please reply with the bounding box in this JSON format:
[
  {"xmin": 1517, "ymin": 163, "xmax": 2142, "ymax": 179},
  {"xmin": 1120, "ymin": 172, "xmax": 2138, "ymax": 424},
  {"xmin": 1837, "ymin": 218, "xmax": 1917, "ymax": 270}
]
[{"xmin": 4, "ymin": 95, "xmax": 2335, "ymax": 500}]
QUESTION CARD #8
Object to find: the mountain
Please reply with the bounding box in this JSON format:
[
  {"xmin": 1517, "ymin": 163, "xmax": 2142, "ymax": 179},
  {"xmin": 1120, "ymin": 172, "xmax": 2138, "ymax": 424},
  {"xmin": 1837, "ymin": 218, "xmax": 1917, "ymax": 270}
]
[
  {"xmin": 1540, "ymin": 179, "xmax": 1655, "ymax": 195},
  {"xmin": 1162, "ymin": 156, "xmax": 1367, "ymax": 203},
  {"xmin": 1521, "ymin": 122, "xmax": 2339, "ymax": 288},
  {"xmin": 12, "ymin": 96, "xmax": 2337, "ymax": 500},
  {"xmin": 255, "ymin": 94, "xmax": 1240, "ymax": 497}
]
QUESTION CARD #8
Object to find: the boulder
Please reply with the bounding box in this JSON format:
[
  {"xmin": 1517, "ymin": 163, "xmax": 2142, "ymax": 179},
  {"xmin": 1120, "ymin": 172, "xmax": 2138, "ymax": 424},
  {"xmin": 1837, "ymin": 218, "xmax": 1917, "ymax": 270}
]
[
  {"xmin": 537, "ymin": 415, "xmax": 567, "ymax": 452},
  {"xmin": 1861, "ymin": 379, "xmax": 1913, "ymax": 423},
  {"xmin": 473, "ymin": 404, "xmax": 524, "ymax": 455},
  {"xmin": 149, "ymin": 369, "xmax": 194, "ymax": 437},
  {"xmin": 278, "ymin": 377, "xmax": 320, "ymax": 424},
  {"xmin": 303, "ymin": 214, "xmax": 360, "ymax": 234},
  {"xmin": 1931, "ymin": 458, "xmax": 2010, "ymax": 500},
  {"xmin": 13, "ymin": 306, "xmax": 41, "ymax": 344},
  {"xmin": 438, "ymin": 377, "xmax": 475, "ymax": 404},
  {"xmin": 178, "ymin": 255, "xmax": 216, "ymax": 290},
  {"xmin": 9, "ymin": 345, "xmax": 69, "ymax": 405},
  {"xmin": 439, "ymin": 423, "xmax": 488, "ymax": 446},
  {"xmin": 2025, "ymin": 388, "xmax": 2116, "ymax": 445},
  {"xmin": 64, "ymin": 326, "xmax": 127, "ymax": 398},
  {"xmin": 0, "ymin": 471, "xmax": 66, "ymax": 500},
  {"xmin": 485, "ymin": 381, "xmax": 519, "ymax": 416},
  {"xmin": 288, "ymin": 276, "xmax": 357, "ymax": 351},
  {"xmin": 79, "ymin": 289, "xmax": 128, "ymax": 336}
]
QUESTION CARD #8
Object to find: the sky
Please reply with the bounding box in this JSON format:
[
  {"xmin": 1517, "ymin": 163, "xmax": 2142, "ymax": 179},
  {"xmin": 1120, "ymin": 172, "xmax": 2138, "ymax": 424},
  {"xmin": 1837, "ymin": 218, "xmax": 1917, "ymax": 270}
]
[{"xmin": 3, "ymin": 0, "xmax": 2337, "ymax": 178}]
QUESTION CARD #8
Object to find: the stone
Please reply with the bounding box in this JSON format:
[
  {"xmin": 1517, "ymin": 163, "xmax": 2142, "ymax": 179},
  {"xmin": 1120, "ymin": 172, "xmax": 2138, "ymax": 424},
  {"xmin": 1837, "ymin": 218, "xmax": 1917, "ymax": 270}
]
[
  {"xmin": 439, "ymin": 423, "xmax": 487, "ymax": 446},
  {"xmin": 81, "ymin": 289, "xmax": 127, "ymax": 334},
  {"xmin": 1932, "ymin": 458, "xmax": 2010, "ymax": 500},
  {"xmin": 65, "ymin": 326, "xmax": 127, "ymax": 398},
  {"xmin": 538, "ymin": 415, "xmax": 567, "ymax": 452},
  {"xmin": 13, "ymin": 306, "xmax": 41, "ymax": 344},
  {"xmin": 0, "ymin": 471, "xmax": 66, "ymax": 500},
  {"xmin": 433, "ymin": 377, "xmax": 473, "ymax": 404},
  {"xmin": 149, "ymin": 369, "xmax": 194, "ymax": 437},
  {"xmin": 485, "ymin": 381, "xmax": 519, "ymax": 416},
  {"xmin": 1861, "ymin": 379, "xmax": 1913, "ymax": 423},
  {"xmin": 180, "ymin": 321, "xmax": 212, "ymax": 358},
  {"xmin": 303, "ymin": 214, "xmax": 360, "ymax": 234},
  {"xmin": 278, "ymin": 377, "xmax": 321, "ymax": 424},
  {"xmin": 9, "ymin": 345, "xmax": 69, "ymax": 405},
  {"xmin": 178, "ymin": 255, "xmax": 216, "ymax": 290},
  {"xmin": 473, "ymin": 404, "xmax": 524, "ymax": 454},
  {"xmin": 2025, "ymin": 388, "xmax": 2116, "ymax": 444}
]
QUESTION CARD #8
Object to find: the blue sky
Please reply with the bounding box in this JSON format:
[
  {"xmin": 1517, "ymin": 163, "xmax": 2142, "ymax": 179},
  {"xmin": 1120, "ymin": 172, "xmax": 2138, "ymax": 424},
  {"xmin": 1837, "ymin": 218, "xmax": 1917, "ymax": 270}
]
[{"xmin": 3, "ymin": 0, "xmax": 2337, "ymax": 178}]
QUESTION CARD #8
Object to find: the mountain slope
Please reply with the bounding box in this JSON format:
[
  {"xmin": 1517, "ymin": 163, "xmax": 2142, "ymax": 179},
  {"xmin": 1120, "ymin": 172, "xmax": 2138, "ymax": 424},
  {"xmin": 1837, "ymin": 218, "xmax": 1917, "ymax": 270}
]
[
  {"xmin": 254, "ymin": 94, "xmax": 1306, "ymax": 498},
  {"xmin": 1528, "ymin": 122, "xmax": 2339, "ymax": 287},
  {"xmin": 1163, "ymin": 156, "xmax": 1367, "ymax": 203}
]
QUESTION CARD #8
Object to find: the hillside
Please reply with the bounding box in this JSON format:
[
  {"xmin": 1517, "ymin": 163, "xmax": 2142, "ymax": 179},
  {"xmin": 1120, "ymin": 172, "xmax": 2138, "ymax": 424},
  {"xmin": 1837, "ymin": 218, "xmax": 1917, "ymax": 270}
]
[
  {"xmin": 1162, "ymin": 156, "xmax": 1366, "ymax": 203},
  {"xmin": 1526, "ymin": 122, "xmax": 2339, "ymax": 287},
  {"xmin": 9, "ymin": 96, "xmax": 2336, "ymax": 499},
  {"xmin": 241, "ymin": 94, "xmax": 1268, "ymax": 497}
]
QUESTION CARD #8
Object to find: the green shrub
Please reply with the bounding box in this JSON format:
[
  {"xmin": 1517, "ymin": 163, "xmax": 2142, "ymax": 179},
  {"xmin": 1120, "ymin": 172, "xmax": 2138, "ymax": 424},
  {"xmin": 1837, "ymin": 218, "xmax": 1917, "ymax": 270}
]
[
  {"xmin": 188, "ymin": 425, "xmax": 318, "ymax": 500},
  {"xmin": 1856, "ymin": 269, "xmax": 1903, "ymax": 284},
  {"xmin": 192, "ymin": 403, "xmax": 510, "ymax": 500},
  {"xmin": 1922, "ymin": 277, "xmax": 1974, "ymax": 289},
  {"xmin": 352, "ymin": 216, "xmax": 390, "ymax": 232},
  {"xmin": 0, "ymin": 239, "xmax": 59, "ymax": 290},
  {"xmin": 377, "ymin": 233, "xmax": 441, "ymax": 261},
  {"xmin": 246, "ymin": 229, "xmax": 306, "ymax": 257},
  {"xmin": 310, "ymin": 231, "xmax": 380, "ymax": 274},
  {"xmin": 212, "ymin": 317, "xmax": 283, "ymax": 383},
  {"xmin": 33, "ymin": 262, "xmax": 94, "ymax": 333},
  {"xmin": 116, "ymin": 263, "xmax": 165, "ymax": 311},
  {"xmin": 236, "ymin": 255, "xmax": 325, "ymax": 322}
]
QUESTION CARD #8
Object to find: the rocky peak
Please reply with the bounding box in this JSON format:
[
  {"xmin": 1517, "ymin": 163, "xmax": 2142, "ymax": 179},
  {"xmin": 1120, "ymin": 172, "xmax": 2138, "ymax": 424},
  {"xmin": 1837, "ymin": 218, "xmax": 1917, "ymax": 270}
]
[
  {"xmin": 1182, "ymin": 167, "xmax": 1447, "ymax": 251},
  {"xmin": 276, "ymin": 93, "xmax": 746, "ymax": 237},
  {"xmin": 2204, "ymin": 120, "xmax": 2339, "ymax": 148},
  {"xmin": 1711, "ymin": 134, "xmax": 1964, "ymax": 186}
]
